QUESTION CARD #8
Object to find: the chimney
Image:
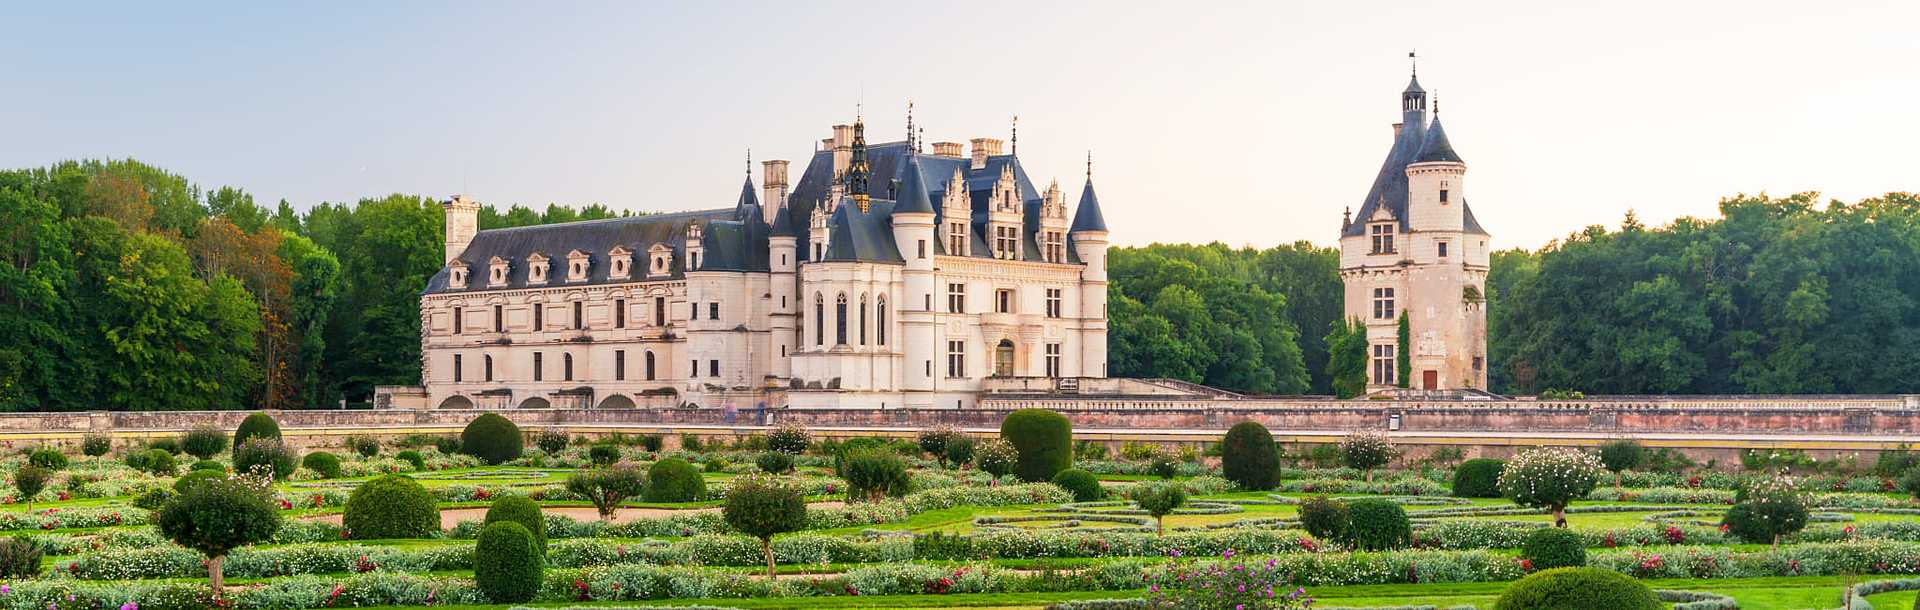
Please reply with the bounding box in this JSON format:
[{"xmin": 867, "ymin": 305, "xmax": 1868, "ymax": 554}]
[
  {"xmin": 930, "ymin": 141, "xmax": 964, "ymax": 158},
  {"xmin": 831, "ymin": 125, "xmax": 854, "ymax": 179},
  {"xmin": 832, "ymin": 125, "xmax": 854, "ymax": 150},
  {"xmin": 761, "ymin": 159, "xmax": 789, "ymax": 224},
  {"xmin": 970, "ymin": 137, "xmax": 1004, "ymax": 169},
  {"xmin": 442, "ymin": 194, "xmax": 480, "ymax": 265}
]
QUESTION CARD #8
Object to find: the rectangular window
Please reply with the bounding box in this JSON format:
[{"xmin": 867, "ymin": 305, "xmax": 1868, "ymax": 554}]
[
  {"xmin": 925, "ymin": 360, "xmax": 932, "ymax": 377},
  {"xmin": 1370, "ymin": 224, "xmax": 1396, "ymax": 254},
  {"xmin": 1438, "ymin": 241, "xmax": 1449, "ymax": 258},
  {"xmin": 1045, "ymin": 343, "xmax": 1061, "ymax": 377},
  {"xmin": 709, "ymin": 302, "xmax": 719, "ymax": 320},
  {"xmin": 484, "ymin": 355, "xmax": 493, "ymax": 381},
  {"xmin": 1372, "ymin": 287, "xmax": 1396, "ymax": 320},
  {"xmin": 995, "ymin": 289, "xmax": 1013, "ymax": 314},
  {"xmin": 453, "ymin": 307, "xmax": 463, "ymax": 335},
  {"xmin": 946, "ymin": 340, "xmax": 966, "ymax": 378},
  {"xmin": 654, "ymin": 297, "xmax": 665, "ymax": 326},
  {"xmin": 690, "ymin": 301, "xmax": 698, "ymax": 320},
  {"xmin": 453, "ymin": 354, "xmax": 462, "ymax": 382},
  {"xmin": 948, "ymin": 222, "xmax": 967, "ymax": 254},
  {"xmin": 493, "ymin": 305, "xmax": 503, "ymax": 333},
  {"xmin": 1372, "ymin": 344, "xmax": 1395, "ymax": 385},
  {"xmin": 917, "ymin": 239, "xmax": 927, "ymax": 259},
  {"xmin": 1439, "ymin": 189, "xmax": 1449, "ymax": 204},
  {"xmin": 573, "ymin": 301, "xmax": 583, "ymax": 330},
  {"xmin": 1473, "ymin": 356, "xmax": 1484, "ymax": 371},
  {"xmin": 947, "ymin": 283, "xmax": 966, "ymax": 314},
  {"xmin": 615, "ymin": 299, "xmax": 626, "ymax": 328},
  {"xmin": 709, "ymin": 359, "xmax": 719, "ymax": 377},
  {"xmin": 615, "ymin": 350, "xmax": 626, "ymax": 381},
  {"xmin": 534, "ymin": 305, "xmax": 543, "ymax": 331},
  {"xmin": 690, "ymin": 359, "xmax": 698, "ymax": 377},
  {"xmin": 533, "ymin": 353, "xmax": 544, "ymax": 381},
  {"xmin": 1045, "ymin": 289, "xmax": 1062, "ymax": 318},
  {"xmin": 563, "ymin": 353, "xmax": 574, "ymax": 381}
]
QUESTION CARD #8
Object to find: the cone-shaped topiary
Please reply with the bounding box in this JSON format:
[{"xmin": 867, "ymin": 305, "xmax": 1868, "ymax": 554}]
[
  {"xmin": 461, "ymin": 413, "xmax": 524, "ymax": 465},
  {"xmin": 483, "ymin": 494, "xmax": 546, "ymax": 552},
  {"xmin": 1492, "ymin": 567, "xmax": 1661, "ymax": 610},
  {"xmin": 343, "ymin": 475, "xmax": 439, "ymax": 539},
  {"xmin": 1220, "ymin": 421, "xmax": 1280, "ymax": 491},
  {"xmin": 1050, "ymin": 468, "xmax": 1104, "ymax": 501},
  {"xmin": 1451, "ymin": 458, "xmax": 1506, "ymax": 498},
  {"xmin": 999, "ymin": 409, "xmax": 1073, "ymax": 482},
  {"xmin": 233, "ymin": 412, "xmax": 281, "ymax": 449},
  {"xmin": 644, "ymin": 458, "xmax": 707, "ymax": 503},
  {"xmin": 473, "ymin": 521, "xmax": 542, "ymax": 603}
]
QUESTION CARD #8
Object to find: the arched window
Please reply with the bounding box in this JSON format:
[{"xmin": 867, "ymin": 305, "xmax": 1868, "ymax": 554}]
[
  {"xmin": 644, "ymin": 351, "xmax": 656, "ymax": 380},
  {"xmin": 858, "ymin": 294, "xmax": 868, "ymax": 346},
  {"xmin": 813, "ymin": 293, "xmax": 825, "ymax": 346},
  {"xmin": 563, "ymin": 353, "xmax": 575, "ymax": 381},
  {"xmin": 877, "ymin": 296, "xmax": 888, "ymax": 345},
  {"xmin": 994, "ymin": 339, "xmax": 1015, "ymax": 377},
  {"xmin": 835, "ymin": 294, "xmax": 848, "ymax": 345},
  {"xmin": 484, "ymin": 355, "xmax": 494, "ymax": 381}
]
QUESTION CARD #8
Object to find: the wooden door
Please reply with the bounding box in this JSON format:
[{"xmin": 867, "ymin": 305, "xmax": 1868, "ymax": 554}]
[{"xmin": 1422, "ymin": 370, "xmax": 1438, "ymax": 390}]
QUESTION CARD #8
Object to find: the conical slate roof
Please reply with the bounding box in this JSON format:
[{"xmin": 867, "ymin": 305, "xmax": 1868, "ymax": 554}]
[
  {"xmin": 1413, "ymin": 116, "xmax": 1463, "ymax": 164},
  {"xmin": 893, "ymin": 154, "xmax": 935, "ymax": 214},
  {"xmin": 1069, "ymin": 180, "xmax": 1108, "ymax": 233}
]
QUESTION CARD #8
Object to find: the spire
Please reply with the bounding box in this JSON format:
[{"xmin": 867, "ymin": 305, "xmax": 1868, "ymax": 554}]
[
  {"xmin": 1086, "ymin": 150, "xmax": 1093, "ymax": 179},
  {"xmin": 1070, "ymin": 175, "xmax": 1108, "ymax": 234},
  {"xmin": 848, "ymin": 115, "xmax": 871, "ymax": 212},
  {"xmin": 1401, "ymin": 51, "xmax": 1427, "ymax": 116},
  {"xmin": 895, "ymin": 152, "xmax": 934, "ymax": 214},
  {"xmin": 1414, "ymin": 114, "xmax": 1463, "ymax": 164},
  {"xmin": 905, "ymin": 100, "xmax": 915, "ymax": 153},
  {"xmin": 1010, "ymin": 114, "xmax": 1019, "ymax": 157}
]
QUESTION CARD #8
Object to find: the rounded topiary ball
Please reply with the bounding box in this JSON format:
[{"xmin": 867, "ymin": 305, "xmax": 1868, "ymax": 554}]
[
  {"xmin": 191, "ymin": 460, "xmax": 224, "ymax": 473},
  {"xmin": 1220, "ymin": 421, "xmax": 1280, "ymax": 491},
  {"xmin": 301, "ymin": 452, "xmax": 343, "ymax": 479},
  {"xmin": 1493, "ymin": 567, "xmax": 1662, "ymax": 610},
  {"xmin": 1520, "ymin": 526, "xmax": 1586, "ymax": 569},
  {"xmin": 1050, "ymin": 468, "xmax": 1104, "ymax": 502},
  {"xmin": 1452, "ymin": 458, "xmax": 1507, "ymax": 498},
  {"xmin": 644, "ymin": 458, "xmax": 707, "ymax": 503},
  {"xmin": 473, "ymin": 521, "xmax": 543, "ymax": 603},
  {"xmin": 343, "ymin": 475, "xmax": 440, "ymax": 539},
  {"xmin": 1297, "ymin": 496, "xmax": 1350, "ymax": 543},
  {"xmin": 756, "ymin": 451, "xmax": 794, "ymax": 474},
  {"xmin": 27, "ymin": 449, "xmax": 67, "ymax": 470},
  {"xmin": 483, "ymin": 494, "xmax": 546, "ymax": 552},
  {"xmin": 172, "ymin": 469, "xmax": 225, "ymax": 493},
  {"xmin": 999, "ymin": 409, "xmax": 1073, "ymax": 482},
  {"xmin": 233, "ymin": 438, "xmax": 298, "ymax": 480},
  {"xmin": 233, "ymin": 412, "xmax": 281, "ymax": 448},
  {"xmin": 461, "ymin": 413, "xmax": 524, "ymax": 465},
  {"xmin": 1345, "ymin": 498, "xmax": 1411, "ymax": 550},
  {"xmin": 137, "ymin": 448, "xmax": 178, "ymax": 476}
]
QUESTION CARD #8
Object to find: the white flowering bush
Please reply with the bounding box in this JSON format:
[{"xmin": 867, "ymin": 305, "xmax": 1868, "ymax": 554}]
[
  {"xmin": 1498, "ymin": 447, "xmax": 1604, "ymax": 526},
  {"xmin": 1341, "ymin": 431, "xmax": 1399, "ymax": 482}
]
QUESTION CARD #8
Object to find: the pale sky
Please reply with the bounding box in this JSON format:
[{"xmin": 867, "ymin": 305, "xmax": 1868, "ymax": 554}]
[{"xmin": 3, "ymin": 1, "xmax": 1915, "ymax": 250}]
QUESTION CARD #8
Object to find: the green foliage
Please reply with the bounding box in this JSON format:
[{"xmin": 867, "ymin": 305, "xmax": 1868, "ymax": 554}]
[
  {"xmin": 300, "ymin": 451, "xmax": 342, "ymax": 479},
  {"xmin": 472, "ymin": 522, "xmax": 542, "ymax": 603},
  {"xmin": 26, "ymin": 448, "xmax": 67, "ymax": 470},
  {"xmin": 944, "ymin": 436, "xmax": 976, "ymax": 468},
  {"xmin": 233, "ymin": 412, "xmax": 281, "ymax": 448},
  {"xmin": 973, "ymin": 438, "xmax": 1017, "ymax": 478},
  {"xmin": 133, "ymin": 448, "xmax": 178, "ymax": 476},
  {"xmin": 1395, "ymin": 311, "xmax": 1411, "ymax": 388},
  {"xmin": 721, "ymin": 474, "xmax": 808, "ymax": 577},
  {"xmin": 702, "ymin": 457, "xmax": 729, "ymax": 473},
  {"xmin": 679, "ymin": 434, "xmax": 704, "ymax": 452},
  {"xmin": 1341, "ymin": 431, "xmax": 1398, "ymax": 474},
  {"xmin": 1877, "ymin": 447, "xmax": 1920, "ymax": 478},
  {"xmin": 190, "ymin": 460, "xmax": 223, "ymax": 472},
  {"xmin": 1000, "ymin": 408, "xmax": 1073, "ymax": 482},
  {"xmin": 1324, "ymin": 317, "xmax": 1370, "ymax": 398},
  {"xmin": 395, "ymin": 450, "xmax": 425, "ymax": 470},
  {"xmin": 636, "ymin": 434, "xmax": 664, "ymax": 453},
  {"xmin": 1451, "ymin": 458, "xmax": 1507, "ymax": 498},
  {"xmin": 11, "ymin": 466, "xmax": 50, "ymax": 508},
  {"xmin": 483, "ymin": 494, "xmax": 546, "ymax": 552},
  {"xmin": 232, "ymin": 438, "xmax": 297, "ymax": 480},
  {"xmin": 767, "ymin": 423, "xmax": 810, "ymax": 455},
  {"xmin": 180, "ymin": 424, "xmax": 229, "ymax": 460},
  {"xmin": 81, "ymin": 434, "xmax": 112, "ymax": 457},
  {"xmin": 1499, "ymin": 447, "xmax": 1603, "ymax": 521},
  {"xmin": 566, "ymin": 464, "xmax": 647, "ymax": 520},
  {"xmin": 1107, "ymin": 243, "xmax": 1320, "ymax": 393},
  {"xmin": 172, "ymin": 469, "xmax": 225, "ymax": 493},
  {"xmin": 1345, "ymin": 498, "xmax": 1410, "ymax": 550},
  {"xmin": 342, "ymin": 475, "xmax": 439, "ymax": 539},
  {"xmin": 1492, "ymin": 567, "xmax": 1662, "ymax": 610},
  {"xmin": 432, "ymin": 435, "xmax": 462, "ymax": 455},
  {"xmin": 133, "ymin": 487, "xmax": 173, "ymax": 511},
  {"xmin": 1297, "ymin": 496, "xmax": 1349, "ymax": 543},
  {"xmin": 0, "ymin": 535, "xmax": 43, "ymax": 578},
  {"xmin": 154, "ymin": 477, "xmax": 281, "ymax": 592},
  {"xmin": 1148, "ymin": 450, "xmax": 1180, "ymax": 480},
  {"xmin": 1596, "ymin": 439, "xmax": 1647, "ymax": 473},
  {"xmin": 1519, "ymin": 527, "xmax": 1587, "ymax": 569},
  {"xmin": 1050, "ymin": 468, "xmax": 1104, "ymax": 502},
  {"xmin": 1724, "ymin": 474, "xmax": 1811, "ymax": 544},
  {"xmin": 535, "ymin": 430, "xmax": 569, "ymax": 454},
  {"xmin": 587, "ymin": 444, "xmax": 620, "ymax": 466},
  {"xmin": 1220, "ymin": 421, "xmax": 1280, "ymax": 491},
  {"xmin": 343, "ymin": 434, "xmax": 380, "ymax": 458},
  {"xmin": 146, "ymin": 437, "xmax": 181, "ymax": 455},
  {"xmin": 460, "ymin": 413, "xmax": 523, "ymax": 465},
  {"xmin": 841, "ymin": 450, "xmax": 911, "ymax": 501},
  {"xmin": 643, "ymin": 458, "xmax": 706, "ymax": 503},
  {"xmin": 756, "ymin": 451, "xmax": 794, "ymax": 474},
  {"xmin": 917, "ymin": 426, "xmax": 958, "ymax": 467},
  {"xmin": 1131, "ymin": 482, "xmax": 1187, "ymax": 535}
]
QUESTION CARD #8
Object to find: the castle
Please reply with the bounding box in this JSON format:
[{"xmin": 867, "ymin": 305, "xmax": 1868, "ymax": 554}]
[
  {"xmin": 1339, "ymin": 69, "xmax": 1491, "ymax": 392},
  {"xmin": 410, "ymin": 114, "xmax": 1111, "ymax": 410}
]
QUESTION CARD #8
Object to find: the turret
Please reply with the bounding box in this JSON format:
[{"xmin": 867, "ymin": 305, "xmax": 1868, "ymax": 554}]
[
  {"xmin": 892, "ymin": 153, "xmax": 939, "ymax": 392},
  {"xmin": 1070, "ymin": 174, "xmax": 1110, "ymax": 378},
  {"xmin": 1405, "ymin": 115, "xmax": 1467, "ymax": 234},
  {"xmin": 848, "ymin": 118, "xmax": 871, "ymax": 212},
  {"xmin": 768, "ymin": 201, "xmax": 799, "ymax": 380},
  {"xmin": 442, "ymin": 194, "xmax": 480, "ymax": 265}
]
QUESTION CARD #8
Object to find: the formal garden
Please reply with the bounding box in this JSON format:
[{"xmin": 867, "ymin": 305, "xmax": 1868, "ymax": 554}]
[{"xmin": 0, "ymin": 411, "xmax": 1916, "ymax": 609}]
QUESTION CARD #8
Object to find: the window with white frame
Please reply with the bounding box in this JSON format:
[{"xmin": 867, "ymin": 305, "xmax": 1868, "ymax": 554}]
[
  {"xmin": 1370, "ymin": 224, "xmax": 1396, "ymax": 254},
  {"xmin": 1045, "ymin": 288, "xmax": 1062, "ymax": 318},
  {"xmin": 1045, "ymin": 343, "xmax": 1061, "ymax": 377},
  {"xmin": 1372, "ymin": 288, "xmax": 1395, "ymax": 320},
  {"xmin": 947, "ymin": 283, "xmax": 966, "ymax": 313},
  {"xmin": 946, "ymin": 340, "xmax": 966, "ymax": 378}
]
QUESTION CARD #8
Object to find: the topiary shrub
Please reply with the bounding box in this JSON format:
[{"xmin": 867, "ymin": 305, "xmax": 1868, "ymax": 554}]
[
  {"xmin": 461, "ymin": 413, "xmax": 524, "ymax": 465},
  {"xmin": 1499, "ymin": 447, "xmax": 1603, "ymax": 527},
  {"xmin": 12, "ymin": 466, "xmax": 50, "ymax": 512},
  {"xmin": 233, "ymin": 412, "xmax": 281, "ymax": 448},
  {"xmin": 343, "ymin": 475, "xmax": 439, "ymax": 539},
  {"xmin": 644, "ymin": 458, "xmax": 706, "ymax": 503},
  {"xmin": 133, "ymin": 487, "xmax": 173, "ymax": 511},
  {"xmin": 301, "ymin": 452, "xmax": 343, "ymax": 479},
  {"xmin": 1345, "ymin": 498, "xmax": 1411, "ymax": 550},
  {"xmin": 173, "ymin": 469, "xmax": 226, "ymax": 493},
  {"xmin": 1000, "ymin": 409, "xmax": 1073, "ymax": 482},
  {"xmin": 567, "ymin": 464, "xmax": 646, "ymax": 521},
  {"xmin": 1132, "ymin": 482, "xmax": 1187, "ymax": 536},
  {"xmin": 588, "ymin": 444, "xmax": 620, "ymax": 466},
  {"xmin": 1492, "ymin": 567, "xmax": 1662, "ymax": 610},
  {"xmin": 154, "ymin": 477, "xmax": 282, "ymax": 596},
  {"xmin": 722, "ymin": 474, "xmax": 809, "ymax": 578},
  {"xmin": 181, "ymin": 424, "xmax": 229, "ymax": 460},
  {"xmin": 1297, "ymin": 496, "xmax": 1350, "ymax": 543},
  {"xmin": 1723, "ymin": 473, "xmax": 1810, "ymax": 548},
  {"xmin": 1451, "ymin": 458, "xmax": 1506, "ymax": 498},
  {"xmin": 535, "ymin": 430, "xmax": 569, "ymax": 454},
  {"xmin": 767, "ymin": 423, "xmax": 811, "ymax": 455},
  {"xmin": 1520, "ymin": 526, "xmax": 1586, "ymax": 569},
  {"xmin": 944, "ymin": 436, "xmax": 976, "ymax": 469},
  {"xmin": 0, "ymin": 535, "xmax": 42, "ymax": 578},
  {"xmin": 344, "ymin": 434, "xmax": 380, "ymax": 458},
  {"xmin": 81, "ymin": 434, "xmax": 112, "ymax": 457},
  {"xmin": 1341, "ymin": 431, "xmax": 1399, "ymax": 482},
  {"xmin": 146, "ymin": 437, "xmax": 181, "ymax": 455},
  {"xmin": 703, "ymin": 457, "xmax": 730, "ymax": 473},
  {"xmin": 192, "ymin": 460, "xmax": 224, "ymax": 473},
  {"xmin": 1220, "ymin": 421, "xmax": 1280, "ymax": 491},
  {"xmin": 484, "ymin": 494, "xmax": 546, "ymax": 552},
  {"xmin": 26, "ymin": 448, "xmax": 67, "ymax": 470},
  {"xmin": 1596, "ymin": 439, "xmax": 1646, "ymax": 490},
  {"xmin": 136, "ymin": 448, "xmax": 178, "ymax": 476},
  {"xmin": 756, "ymin": 451, "xmax": 794, "ymax": 474},
  {"xmin": 395, "ymin": 450, "xmax": 425, "ymax": 470},
  {"xmin": 841, "ymin": 450, "xmax": 911, "ymax": 501},
  {"xmin": 233, "ymin": 438, "xmax": 298, "ymax": 480},
  {"xmin": 1050, "ymin": 468, "xmax": 1104, "ymax": 502},
  {"xmin": 473, "ymin": 521, "xmax": 542, "ymax": 603},
  {"xmin": 974, "ymin": 438, "xmax": 1017, "ymax": 478}
]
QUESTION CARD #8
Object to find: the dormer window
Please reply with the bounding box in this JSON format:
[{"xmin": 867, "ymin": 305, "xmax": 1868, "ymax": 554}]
[
  {"xmin": 947, "ymin": 221, "xmax": 968, "ymax": 256},
  {"xmin": 527, "ymin": 253, "xmax": 551, "ymax": 284},
  {"xmin": 448, "ymin": 260, "xmax": 469, "ymax": 289},
  {"xmin": 487, "ymin": 256, "xmax": 510, "ymax": 287},
  {"xmin": 566, "ymin": 249, "xmax": 590, "ymax": 282},
  {"xmin": 647, "ymin": 244, "xmax": 672, "ymax": 277},
  {"xmin": 1042, "ymin": 230, "xmax": 1065, "ymax": 263},
  {"xmin": 1369, "ymin": 223, "xmax": 1396, "ymax": 255},
  {"xmin": 608, "ymin": 246, "xmax": 632, "ymax": 279}
]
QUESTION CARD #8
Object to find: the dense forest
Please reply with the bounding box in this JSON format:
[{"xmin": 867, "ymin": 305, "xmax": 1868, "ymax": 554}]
[{"xmin": 0, "ymin": 159, "xmax": 1914, "ymax": 410}]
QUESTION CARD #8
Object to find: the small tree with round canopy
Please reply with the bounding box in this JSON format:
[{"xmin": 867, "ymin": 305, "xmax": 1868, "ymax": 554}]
[
  {"xmin": 566, "ymin": 463, "xmax": 647, "ymax": 521},
  {"xmin": 1498, "ymin": 447, "xmax": 1603, "ymax": 527},
  {"xmin": 1132, "ymin": 482, "xmax": 1188, "ymax": 536},
  {"xmin": 722, "ymin": 474, "xmax": 808, "ymax": 579},
  {"xmin": 154, "ymin": 476, "xmax": 281, "ymax": 596},
  {"xmin": 1595, "ymin": 439, "xmax": 1646, "ymax": 491}
]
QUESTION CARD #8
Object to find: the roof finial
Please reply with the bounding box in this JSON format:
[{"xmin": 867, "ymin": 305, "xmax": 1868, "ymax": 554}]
[
  {"xmin": 1086, "ymin": 150, "xmax": 1093, "ymax": 179},
  {"xmin": 1409, "ymin": 50, "xmax": 1417, "ymax": 77},
  {"xmin": 1011, "ymin": 114, "xmax": 1019, "ymax": 157},
  {"xmin": 905, "ymin": 100, "xmax": 915, "ymax": 154},
  {"xmin": 1433, "ymin": 91, "xmax": 1439, "ymax": 116},
  {"xmin": 746, "ymin": 147, "xmax": 752, "ymax": 176},
  {"xmin": 917, "ymin": 127, "xmax": 925, "ymax": 154}
]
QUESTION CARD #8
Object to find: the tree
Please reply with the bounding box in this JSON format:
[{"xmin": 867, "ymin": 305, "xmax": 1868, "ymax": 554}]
[
  {"xmin": 722, "ymin": 474, "xmax": 809, "ymax": 578},
  {"xmin": 1220, "ymin": 421, "xmax": 1280, "ymax": 491},
  {"xmin": 1324, "ymin": 317, "xmax": 1369, "ymax": 398},
  {"xmin": 918, "ymin": 426, "xmax": 958, "ymax": 469},
  {"xmin": 1498, "ymin": 447, "xmax": 1603, "ymax": 527},
  {"xmin": 974, "ymin": 439, "xmax": 1017, "ymax": 478},
  {"xmin": 566, "ymin": 464, "xmax": 646, "ymax": 521},
  {"xmin": 1395, "ymin": 311, "xmax": 1411, "ymax": 389},
  {"xmin": 1723, "ymin": 473, "xmax": 1810, "ymax": 548},
  {"xmin": 11, "ymin": 467, "xmax": 49, "ymax": 513},
  {"xmin": 154, "ymin": 477, "xmax": 281, "ymax": 596},
  {"xmin": 1132, "ymin": 482, "xmax": 1187, "ymax": 536},
  {"xmin": 1595, "ymin": 439, "xmax": 1647, "ymax": 491},
  {"xmin": 1341, "ymin": 431, "xmax": 1398, "ymax": 482}
]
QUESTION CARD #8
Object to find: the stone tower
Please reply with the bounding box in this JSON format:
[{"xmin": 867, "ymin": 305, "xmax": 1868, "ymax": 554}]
[{"xmin": 1338, "ymin": 70, "xmax": 1491, "ymax": 392}]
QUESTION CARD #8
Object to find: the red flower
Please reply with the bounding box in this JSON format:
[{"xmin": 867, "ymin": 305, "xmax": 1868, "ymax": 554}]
[
  {"xmin": 1664, "ymin": 526, "xmax": 1685, "ymax": 544},
  {"xmin": 1518, "ymin": 558, "xmax": 1534, "ymax": 572}
]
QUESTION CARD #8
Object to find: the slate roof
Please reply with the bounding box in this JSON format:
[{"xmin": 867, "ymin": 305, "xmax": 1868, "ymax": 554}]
[
  {"xmin": 1070, "ymin": 180, "xmax": 1107, "ymax": 233},
  {"xmin": 1413, "ymin": 116, "xmax": 1463, "ymax": 164},
  {"xmin": 424, "ymin": 209, "xmax": 732, "ymax": 294},
  {"xmin": 1343, "ymin": 79, "xmax": 1488, "ymax": 238}
]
